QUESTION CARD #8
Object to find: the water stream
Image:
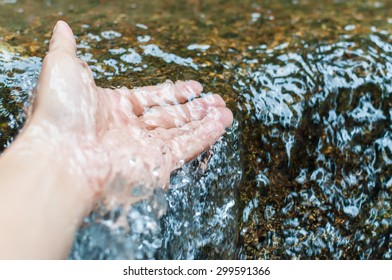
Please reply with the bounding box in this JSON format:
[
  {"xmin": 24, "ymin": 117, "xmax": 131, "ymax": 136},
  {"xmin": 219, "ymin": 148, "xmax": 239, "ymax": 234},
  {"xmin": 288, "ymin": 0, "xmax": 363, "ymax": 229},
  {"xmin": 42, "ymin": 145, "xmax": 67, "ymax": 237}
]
[{"xmin": 0, "ymin": 0, "xmax": 391, "ymax": 259}]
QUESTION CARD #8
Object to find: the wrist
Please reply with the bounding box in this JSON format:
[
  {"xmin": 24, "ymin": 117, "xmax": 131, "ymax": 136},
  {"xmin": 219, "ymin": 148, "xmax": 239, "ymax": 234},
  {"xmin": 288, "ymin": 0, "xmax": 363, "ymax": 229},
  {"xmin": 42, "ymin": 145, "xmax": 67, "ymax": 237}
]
[
  {"xmin": 0, "ymin": 127, "xmax": 90, "ymax": 258},
  {"xmin": 11, "ymin": 115, "xmax": 102, "ymax": 215}
]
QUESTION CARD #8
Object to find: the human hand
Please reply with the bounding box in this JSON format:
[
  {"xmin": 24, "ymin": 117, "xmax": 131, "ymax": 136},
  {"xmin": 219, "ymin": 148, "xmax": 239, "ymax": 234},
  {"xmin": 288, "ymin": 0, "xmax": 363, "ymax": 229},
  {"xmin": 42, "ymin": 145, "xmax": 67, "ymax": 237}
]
[{"xmin": 28, "ymin": 21, "xmax": 233, "ymax": 206}]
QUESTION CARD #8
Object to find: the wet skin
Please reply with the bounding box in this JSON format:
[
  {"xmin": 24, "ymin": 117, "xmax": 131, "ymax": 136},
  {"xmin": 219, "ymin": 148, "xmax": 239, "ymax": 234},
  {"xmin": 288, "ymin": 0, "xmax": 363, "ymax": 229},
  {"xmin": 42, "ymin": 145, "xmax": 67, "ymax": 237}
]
[
  {"xmin": 33, "ymin": 20, "xmax": 233, "ymax": 197},
  {"xmin": 0, "ymin": 20, "xmax": 233, "ymax": 259}
]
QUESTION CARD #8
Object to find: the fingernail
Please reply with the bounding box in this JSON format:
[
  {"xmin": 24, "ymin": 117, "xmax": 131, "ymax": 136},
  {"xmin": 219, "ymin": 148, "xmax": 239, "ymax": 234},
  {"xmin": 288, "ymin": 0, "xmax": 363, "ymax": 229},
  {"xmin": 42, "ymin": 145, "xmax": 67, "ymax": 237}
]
[{"xmin": 53, "ymin": 22, "xmax": 59, "ymax": 33}]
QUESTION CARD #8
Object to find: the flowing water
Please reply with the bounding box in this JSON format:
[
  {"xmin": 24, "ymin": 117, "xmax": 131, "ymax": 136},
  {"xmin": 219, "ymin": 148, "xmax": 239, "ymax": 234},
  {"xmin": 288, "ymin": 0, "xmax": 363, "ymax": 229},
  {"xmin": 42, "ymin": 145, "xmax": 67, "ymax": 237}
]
[{"xmin": 0, "ymin": 0, "xmax": 391, "ymax": 259}]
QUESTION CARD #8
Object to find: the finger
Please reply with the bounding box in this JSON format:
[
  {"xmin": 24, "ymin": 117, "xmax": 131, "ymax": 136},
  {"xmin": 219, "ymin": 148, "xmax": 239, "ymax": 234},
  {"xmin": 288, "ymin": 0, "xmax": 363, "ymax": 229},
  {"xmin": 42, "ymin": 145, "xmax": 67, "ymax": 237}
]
[
  {"xmin": 118, "ymin": 80, "xmax": 203, "ymax": 116},
  {"xmin": 48, "ymin": 20, "xmax": 77, "ymax": 56},
  {"xmin": 139, "ymin": 94, "xmax": 226, "ymax": 129},
  {"xmin": 174, "ymin": 80, "xmax": 203, "ymax": 100},
  {"xmin": 146, "ymin": 102, "xmax": 226, "ymax": 139},
  {"xmin": 168, "ymin": 107, "xmax": 233, "ymax": 167}
]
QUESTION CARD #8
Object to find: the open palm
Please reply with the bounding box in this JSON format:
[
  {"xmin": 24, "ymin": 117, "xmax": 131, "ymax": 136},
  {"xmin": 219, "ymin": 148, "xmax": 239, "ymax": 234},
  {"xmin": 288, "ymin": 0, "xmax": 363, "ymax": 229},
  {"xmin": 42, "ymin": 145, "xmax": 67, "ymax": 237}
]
[{"xmin": 30, "ymin": 21, "xmax": 233, "ymax": 199}]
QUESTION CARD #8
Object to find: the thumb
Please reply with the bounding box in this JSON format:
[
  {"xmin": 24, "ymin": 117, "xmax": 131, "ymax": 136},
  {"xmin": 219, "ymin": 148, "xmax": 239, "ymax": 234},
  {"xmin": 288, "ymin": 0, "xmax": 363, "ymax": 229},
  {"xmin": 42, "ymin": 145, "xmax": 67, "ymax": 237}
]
[{"xmin": 48, "ymin": 20, "xmax": 77, "ymax": 55}]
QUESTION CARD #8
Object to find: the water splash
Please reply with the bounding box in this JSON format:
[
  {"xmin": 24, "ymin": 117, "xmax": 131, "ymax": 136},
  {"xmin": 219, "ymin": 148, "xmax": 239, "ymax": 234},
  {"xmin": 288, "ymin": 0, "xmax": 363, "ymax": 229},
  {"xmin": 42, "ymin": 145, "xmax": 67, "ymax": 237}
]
[
  {"xmin": 160, "ymin": 120, "xmax": 242, "ymax": 259},
  {"xmin": 70, "ymin": 120, "xmax": 241, "ymax": 259}
]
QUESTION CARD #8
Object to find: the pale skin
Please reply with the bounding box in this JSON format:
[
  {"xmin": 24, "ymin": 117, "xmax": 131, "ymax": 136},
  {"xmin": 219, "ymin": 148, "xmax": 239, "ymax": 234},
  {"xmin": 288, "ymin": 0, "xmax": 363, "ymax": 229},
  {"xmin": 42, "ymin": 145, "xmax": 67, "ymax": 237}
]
[{"xmin": 0, "ymin": 21, "xmax": 233, "ymax": 259}]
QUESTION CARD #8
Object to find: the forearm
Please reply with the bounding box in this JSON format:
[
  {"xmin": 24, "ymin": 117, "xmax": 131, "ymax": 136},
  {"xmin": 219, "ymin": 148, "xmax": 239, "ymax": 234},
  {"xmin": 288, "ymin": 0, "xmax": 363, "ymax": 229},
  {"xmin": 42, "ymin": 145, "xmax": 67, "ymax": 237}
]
[{"xmin": 0, "ymin": 121, "xmax": 91, "ymax": 259}]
